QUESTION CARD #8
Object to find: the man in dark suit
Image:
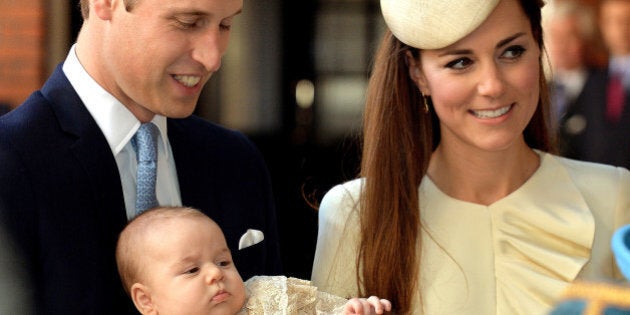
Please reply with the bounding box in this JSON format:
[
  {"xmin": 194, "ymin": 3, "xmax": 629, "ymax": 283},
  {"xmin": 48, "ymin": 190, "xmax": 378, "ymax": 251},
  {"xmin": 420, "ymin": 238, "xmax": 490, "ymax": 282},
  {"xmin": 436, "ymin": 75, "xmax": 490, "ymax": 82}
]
[
  {"xmin": 0, "ymin": 0, "xmax": 282, "ymax": 313},
  {"xmin": 560, "ymin": 68, "xmax": 630, "ymax": 169},
  {"xmin": 542, "ymin": 0, "xmax": 598, "ymax": 158},
  {"xmin": 560, "ymin": 0, "xmax": 630, "ymax": 170}
]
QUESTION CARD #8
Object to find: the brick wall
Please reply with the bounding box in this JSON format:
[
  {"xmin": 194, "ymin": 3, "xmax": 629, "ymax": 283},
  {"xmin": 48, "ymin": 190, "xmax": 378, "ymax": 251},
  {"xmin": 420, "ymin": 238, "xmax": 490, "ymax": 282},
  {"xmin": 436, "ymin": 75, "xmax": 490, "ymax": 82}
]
[{"xmin": 0, "ymin": 0, "xmax": 45, "ymax": 109}]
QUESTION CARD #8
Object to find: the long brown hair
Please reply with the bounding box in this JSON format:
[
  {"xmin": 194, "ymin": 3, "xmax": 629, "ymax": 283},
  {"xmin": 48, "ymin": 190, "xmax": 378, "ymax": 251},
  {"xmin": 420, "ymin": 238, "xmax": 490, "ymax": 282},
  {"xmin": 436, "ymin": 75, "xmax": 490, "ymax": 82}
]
[{"xmin": 357, "ymin": 0, "xmax": 551, "ymax": 313}]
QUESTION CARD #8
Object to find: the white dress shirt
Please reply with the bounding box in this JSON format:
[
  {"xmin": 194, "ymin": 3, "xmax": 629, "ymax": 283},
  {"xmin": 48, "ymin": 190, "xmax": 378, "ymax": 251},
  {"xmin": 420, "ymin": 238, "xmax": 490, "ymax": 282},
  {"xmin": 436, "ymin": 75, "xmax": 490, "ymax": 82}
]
[
  {"xmin": 553, "ymin": 68, "xmax": 588, "ymax": 102},
  {"xmin": 609, "ymin": 55, "xmax": 630, "ymax": 89},
  {"xmin": 62, "ymin": 44, "xmax": 182, "ymax": 219}
]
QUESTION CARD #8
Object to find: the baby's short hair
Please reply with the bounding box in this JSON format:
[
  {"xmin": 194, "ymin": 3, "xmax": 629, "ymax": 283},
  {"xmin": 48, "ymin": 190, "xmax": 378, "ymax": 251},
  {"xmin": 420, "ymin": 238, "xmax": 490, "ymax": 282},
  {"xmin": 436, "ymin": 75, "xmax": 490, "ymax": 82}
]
[{"xmin": 115, "ymin": 206, "xmax": 210, "ymax": 294}]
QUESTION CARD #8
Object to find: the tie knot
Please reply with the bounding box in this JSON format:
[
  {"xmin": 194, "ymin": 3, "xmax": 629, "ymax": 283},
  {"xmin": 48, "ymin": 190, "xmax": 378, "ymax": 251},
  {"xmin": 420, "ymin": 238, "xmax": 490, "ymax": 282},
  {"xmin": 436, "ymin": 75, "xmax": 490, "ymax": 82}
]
[{"xmin": 133, "ymin": 123, "xmax": 159, "ymax": 163}]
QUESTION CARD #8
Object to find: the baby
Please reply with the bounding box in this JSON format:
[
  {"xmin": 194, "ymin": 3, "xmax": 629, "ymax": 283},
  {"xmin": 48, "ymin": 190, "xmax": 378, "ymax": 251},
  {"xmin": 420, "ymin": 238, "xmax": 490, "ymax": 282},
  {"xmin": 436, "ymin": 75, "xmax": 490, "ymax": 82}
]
[{"xmin": 115, "ymin": 206, "xmax": 391, "ymax": 314}]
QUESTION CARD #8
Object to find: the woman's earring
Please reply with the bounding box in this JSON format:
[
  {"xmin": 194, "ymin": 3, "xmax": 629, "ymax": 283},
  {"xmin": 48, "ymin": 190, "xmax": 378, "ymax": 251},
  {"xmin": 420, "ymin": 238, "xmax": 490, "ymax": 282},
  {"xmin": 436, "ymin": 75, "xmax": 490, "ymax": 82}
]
[{"xmin": 421, "ymin": 93, "xmax": 430, "ymax": 114}]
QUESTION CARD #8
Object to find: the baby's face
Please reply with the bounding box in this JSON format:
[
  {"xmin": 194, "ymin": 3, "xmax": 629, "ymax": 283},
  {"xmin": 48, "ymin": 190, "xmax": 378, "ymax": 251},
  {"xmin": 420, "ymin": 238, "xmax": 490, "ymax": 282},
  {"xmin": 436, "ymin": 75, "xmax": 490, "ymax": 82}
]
[{"xmin": 140, "ymin": 216, "xmax": 246, "ymax": 314}]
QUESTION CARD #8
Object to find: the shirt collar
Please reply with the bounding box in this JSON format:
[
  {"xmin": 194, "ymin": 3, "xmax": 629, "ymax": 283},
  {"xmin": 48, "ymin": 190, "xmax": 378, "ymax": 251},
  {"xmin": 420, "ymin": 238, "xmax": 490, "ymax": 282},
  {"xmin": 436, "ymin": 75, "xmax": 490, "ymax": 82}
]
[
  {"xmin": 62, "ymin": 44, "xmax": 168, "ymax": 155},
  {"xmin": 609, "ymin": 55, "xmax": 630, "ymax": 76}
]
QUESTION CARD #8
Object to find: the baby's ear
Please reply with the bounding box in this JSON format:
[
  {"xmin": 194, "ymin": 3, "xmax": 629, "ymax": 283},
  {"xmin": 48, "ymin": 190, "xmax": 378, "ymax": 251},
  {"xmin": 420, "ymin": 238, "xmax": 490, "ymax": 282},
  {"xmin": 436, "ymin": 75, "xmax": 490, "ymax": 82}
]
[{"xmin": 131, "ymin": 283, "xmax": 156, "ymax": 315}]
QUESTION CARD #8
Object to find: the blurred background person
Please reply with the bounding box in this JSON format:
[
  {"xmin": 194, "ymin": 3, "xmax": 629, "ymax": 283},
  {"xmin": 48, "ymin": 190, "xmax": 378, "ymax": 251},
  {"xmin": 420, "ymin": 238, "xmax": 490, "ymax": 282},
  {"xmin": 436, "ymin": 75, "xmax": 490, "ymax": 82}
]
[
  {"xmin": 542, "ymin": 0, "xmax": 598, "ymax": 157},
  {"xmin": 596, "ymin": 0, "xmax": 630, "ymax": 168},
  {"xmin": 554, "ymin": 0, "xmax": 630, "ymax": 169}
]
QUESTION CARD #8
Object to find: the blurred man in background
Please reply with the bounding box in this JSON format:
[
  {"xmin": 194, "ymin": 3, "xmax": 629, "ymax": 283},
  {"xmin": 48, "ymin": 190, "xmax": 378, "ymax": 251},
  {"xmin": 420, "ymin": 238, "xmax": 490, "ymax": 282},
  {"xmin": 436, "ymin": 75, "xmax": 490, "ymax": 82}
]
[
  {"xmin": 543, "ymin": 0, "xmax": 597, "ymax": 157},
  {"xmin": 546, "ymin": 0, "xmax": 630, "ymax": 169}
]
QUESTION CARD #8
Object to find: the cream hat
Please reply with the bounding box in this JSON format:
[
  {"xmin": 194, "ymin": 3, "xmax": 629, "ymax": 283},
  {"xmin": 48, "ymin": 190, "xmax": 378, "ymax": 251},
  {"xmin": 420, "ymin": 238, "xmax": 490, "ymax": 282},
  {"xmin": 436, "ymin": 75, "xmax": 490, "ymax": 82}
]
[{"xmin": 380, "ymin": 0, "xmax": 501, "ymax": 49}]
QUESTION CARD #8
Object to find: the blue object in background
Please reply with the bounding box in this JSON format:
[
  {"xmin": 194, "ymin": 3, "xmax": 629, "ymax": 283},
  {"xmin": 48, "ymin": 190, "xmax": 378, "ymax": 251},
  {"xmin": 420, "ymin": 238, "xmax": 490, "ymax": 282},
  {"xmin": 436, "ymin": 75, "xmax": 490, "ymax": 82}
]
[
  {"xmin": 612, "ymin": 224, "xmax": 630, "ymax": 281},
  {"xmin": 548, "ymin": 282, "xmax": 630, "ymax": 315},
  {"xmin": 548, "ymin": 225, "xmax": 630, "ymax": 314}
]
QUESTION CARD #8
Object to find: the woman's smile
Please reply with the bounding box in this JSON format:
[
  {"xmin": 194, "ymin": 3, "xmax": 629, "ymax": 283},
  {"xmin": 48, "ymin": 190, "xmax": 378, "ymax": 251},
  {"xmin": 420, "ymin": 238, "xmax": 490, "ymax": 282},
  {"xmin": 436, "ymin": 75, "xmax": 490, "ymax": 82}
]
[{"xmin": 469, "ymin": 103, "xmax": 514, "ymax": 119}]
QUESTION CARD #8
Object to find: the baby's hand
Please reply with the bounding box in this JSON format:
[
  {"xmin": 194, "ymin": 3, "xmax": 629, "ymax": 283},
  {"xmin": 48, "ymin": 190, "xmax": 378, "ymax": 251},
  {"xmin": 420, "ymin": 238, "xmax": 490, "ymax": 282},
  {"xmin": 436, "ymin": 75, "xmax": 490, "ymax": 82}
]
[{"xmin": 342, "ymin": 296, "xmax": 392, "ymax": 314}]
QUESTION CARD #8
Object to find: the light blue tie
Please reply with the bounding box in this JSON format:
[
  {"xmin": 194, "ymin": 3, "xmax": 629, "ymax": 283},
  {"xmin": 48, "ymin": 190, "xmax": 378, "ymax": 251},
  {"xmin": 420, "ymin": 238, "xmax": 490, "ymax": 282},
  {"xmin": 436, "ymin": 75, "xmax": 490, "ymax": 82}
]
[{"xmin": 131, "ymin": 123, "xmax": 160, "ymax": 215}]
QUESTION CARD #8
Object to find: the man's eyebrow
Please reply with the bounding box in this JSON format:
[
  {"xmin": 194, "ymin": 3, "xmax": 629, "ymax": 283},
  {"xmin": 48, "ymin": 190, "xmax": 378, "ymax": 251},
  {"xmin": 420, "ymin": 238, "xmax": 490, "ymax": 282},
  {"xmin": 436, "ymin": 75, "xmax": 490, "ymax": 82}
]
[
  {"xmin": 169, "ymin": 8, "xmax": 242, "ymax": 18},
  {"xmin": 170, "ymin": 11, "xmax": 207, "ymax": 17}
]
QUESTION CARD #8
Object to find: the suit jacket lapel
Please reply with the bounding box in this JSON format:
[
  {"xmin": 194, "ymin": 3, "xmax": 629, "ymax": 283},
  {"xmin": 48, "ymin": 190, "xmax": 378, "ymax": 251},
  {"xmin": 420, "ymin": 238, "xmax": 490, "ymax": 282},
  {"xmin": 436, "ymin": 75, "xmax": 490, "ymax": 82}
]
[{"xmin": 42, "ymin": 65, "xmax": 128, "ymax": 232}]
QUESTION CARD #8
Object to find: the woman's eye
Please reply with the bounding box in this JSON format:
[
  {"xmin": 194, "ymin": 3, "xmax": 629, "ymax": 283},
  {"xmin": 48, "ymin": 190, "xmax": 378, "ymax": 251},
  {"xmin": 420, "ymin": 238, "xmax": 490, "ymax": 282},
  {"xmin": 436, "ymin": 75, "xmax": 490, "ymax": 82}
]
[
  {"xmin": 445, "ymin": 58, "xmax": 472, "ymax": 70},
  {"xmin": 502, "ymin": 45, "xmax": 526, "ymax": 59}
]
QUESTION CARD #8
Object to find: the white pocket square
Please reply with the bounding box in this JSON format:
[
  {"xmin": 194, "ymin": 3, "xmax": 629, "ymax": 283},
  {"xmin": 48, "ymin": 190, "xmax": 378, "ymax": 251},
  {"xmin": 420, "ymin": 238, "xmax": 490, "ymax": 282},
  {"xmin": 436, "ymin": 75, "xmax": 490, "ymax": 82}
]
[{"xmin": 238, "ymin": 229, "xmax": 264, "ymax": 250}]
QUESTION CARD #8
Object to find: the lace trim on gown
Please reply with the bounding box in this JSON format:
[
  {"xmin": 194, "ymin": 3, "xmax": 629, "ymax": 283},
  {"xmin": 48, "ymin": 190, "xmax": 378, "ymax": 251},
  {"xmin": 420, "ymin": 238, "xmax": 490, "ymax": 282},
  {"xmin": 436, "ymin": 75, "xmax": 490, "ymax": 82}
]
[{"xmin": 239, "ymin": 276, "xmax": 349, "ymax": 315}]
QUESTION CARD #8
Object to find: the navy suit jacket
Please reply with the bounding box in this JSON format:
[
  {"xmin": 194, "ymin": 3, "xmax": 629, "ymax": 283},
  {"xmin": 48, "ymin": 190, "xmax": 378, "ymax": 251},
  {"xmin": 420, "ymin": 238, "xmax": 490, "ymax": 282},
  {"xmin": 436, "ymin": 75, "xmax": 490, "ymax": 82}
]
[
  {"xmin": 559, "ymin": 68, "xmax": 630, "ymax": 170},
  {"xmin": 0, "ymin": 65, "xmax": 282, "ymax": 314}
]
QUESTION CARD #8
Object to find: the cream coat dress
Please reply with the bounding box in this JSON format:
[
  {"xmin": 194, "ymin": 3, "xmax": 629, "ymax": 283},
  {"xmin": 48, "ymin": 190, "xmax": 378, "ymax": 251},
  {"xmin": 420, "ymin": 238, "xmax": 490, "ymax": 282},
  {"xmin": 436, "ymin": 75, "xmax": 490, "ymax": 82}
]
[{"xmin": 311, "ymin": 152, "xmax": 630, "ymax": 315}]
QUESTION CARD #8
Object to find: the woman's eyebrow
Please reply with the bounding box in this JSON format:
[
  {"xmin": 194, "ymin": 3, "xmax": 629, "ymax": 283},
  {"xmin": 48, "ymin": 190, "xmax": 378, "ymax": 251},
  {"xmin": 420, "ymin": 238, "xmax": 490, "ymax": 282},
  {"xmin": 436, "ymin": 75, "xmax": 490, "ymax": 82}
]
[
  {"xmin": 496, "ymin": 32, "xmax": 526, "ymax": 49},
  {"xmin": 437, "ymin": 32, "xmax": 527, "ymax": 57},
  {"xmin": 438, "ymin": 49, "xmax": 472, "ymax": 57}
]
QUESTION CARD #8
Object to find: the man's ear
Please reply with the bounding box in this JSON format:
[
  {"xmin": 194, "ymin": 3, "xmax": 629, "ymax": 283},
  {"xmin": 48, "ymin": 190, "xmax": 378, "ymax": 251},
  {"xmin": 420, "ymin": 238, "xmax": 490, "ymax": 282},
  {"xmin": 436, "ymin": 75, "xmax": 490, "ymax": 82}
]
[
  {"xmin": 405, "ymin": 51, "xmax": 430, "ymax": 95},
  {"xmin": 91, "ymin": 0, "xmax": 116, "ymax": 20},
  {"xmin": 131, "ymin": 283, "xmax": 156, "ymax": 315}
]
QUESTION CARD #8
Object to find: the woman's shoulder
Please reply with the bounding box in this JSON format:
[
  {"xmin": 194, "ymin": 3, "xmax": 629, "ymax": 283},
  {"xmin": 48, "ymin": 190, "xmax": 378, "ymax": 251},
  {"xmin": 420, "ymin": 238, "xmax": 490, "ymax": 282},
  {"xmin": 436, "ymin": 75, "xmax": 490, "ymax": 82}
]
[
  {"xmin": 546, "ymin": 153, "xmax": 630, "ymax": 186},
  {"xmin": 323, "ymin": 178, "xmax": 364, "ymax": 200},
  {"xmin": 318, "ymin": 178, "xmax": 364, "ymax": 224},
  {"xmin": 319, "ymin": 179, "xmax": 364, "ymax": 213},
  {"xmin": 543, "ymin": 153, "xmax": 630, "ymax": 216}
]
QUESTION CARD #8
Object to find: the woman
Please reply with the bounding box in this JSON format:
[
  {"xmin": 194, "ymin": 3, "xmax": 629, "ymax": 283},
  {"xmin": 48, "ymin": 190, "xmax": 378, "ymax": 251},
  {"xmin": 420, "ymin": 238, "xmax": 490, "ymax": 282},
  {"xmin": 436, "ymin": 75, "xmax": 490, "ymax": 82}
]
[{"xmin": 311, "ymin": 0, "xmax": 630, "ymax": 314}]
